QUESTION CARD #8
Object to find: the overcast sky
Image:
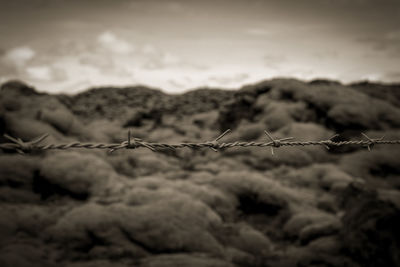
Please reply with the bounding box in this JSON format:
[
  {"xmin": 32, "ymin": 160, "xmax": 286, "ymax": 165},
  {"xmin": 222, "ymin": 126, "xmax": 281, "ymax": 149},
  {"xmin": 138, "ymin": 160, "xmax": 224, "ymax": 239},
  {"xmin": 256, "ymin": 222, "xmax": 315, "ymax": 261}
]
[{"xmin": 0, "ymin": 0, "xmax": 399, "ymax": 94}]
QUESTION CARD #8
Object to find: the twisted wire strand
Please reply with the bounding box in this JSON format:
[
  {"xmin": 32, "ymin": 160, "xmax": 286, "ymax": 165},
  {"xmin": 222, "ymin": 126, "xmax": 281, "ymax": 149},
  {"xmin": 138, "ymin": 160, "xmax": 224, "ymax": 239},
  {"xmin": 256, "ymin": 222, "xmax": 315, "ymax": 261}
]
[{"xmin": 0, "ymin": 129, "xmax": 398, "ymax": 154}]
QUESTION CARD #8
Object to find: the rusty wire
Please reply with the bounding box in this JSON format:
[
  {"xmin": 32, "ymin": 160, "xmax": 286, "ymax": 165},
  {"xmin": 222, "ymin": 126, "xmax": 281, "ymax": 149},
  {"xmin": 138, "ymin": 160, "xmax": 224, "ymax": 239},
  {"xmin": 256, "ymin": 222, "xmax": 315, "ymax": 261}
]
[{"xmin": 1, "ymin": 129, "xmax": 399, "ymax": 155}]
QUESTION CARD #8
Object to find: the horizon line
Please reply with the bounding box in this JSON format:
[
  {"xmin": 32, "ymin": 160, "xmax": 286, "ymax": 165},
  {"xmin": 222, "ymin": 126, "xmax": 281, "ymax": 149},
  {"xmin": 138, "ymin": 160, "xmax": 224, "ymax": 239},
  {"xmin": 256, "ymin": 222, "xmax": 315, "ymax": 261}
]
[{"xmin": 1, "ymin": 76, "xmax": 399, "ymax": 96}]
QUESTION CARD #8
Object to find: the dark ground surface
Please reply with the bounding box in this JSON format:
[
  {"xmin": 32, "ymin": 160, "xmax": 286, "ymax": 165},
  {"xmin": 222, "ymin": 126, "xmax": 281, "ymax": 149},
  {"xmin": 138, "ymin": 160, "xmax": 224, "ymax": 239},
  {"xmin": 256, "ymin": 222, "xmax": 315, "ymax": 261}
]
[{"xmin": 0, "ymin": 78, "xmax": 400, "ymax": 267}]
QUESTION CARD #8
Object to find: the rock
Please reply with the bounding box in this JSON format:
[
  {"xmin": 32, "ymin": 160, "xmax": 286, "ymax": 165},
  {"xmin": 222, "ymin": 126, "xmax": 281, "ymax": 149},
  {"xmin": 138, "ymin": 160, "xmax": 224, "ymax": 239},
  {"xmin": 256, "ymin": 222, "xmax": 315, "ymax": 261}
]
[
  {"xmin": 320, "ymin": 169, "xmax": 354, "ymax": 191},
  {"xmin": 65, "ymin": 86, "xmax": 167, "ymax": 120},
  {"xmin": 299, "ymin": 219, "xmax": 341, "ymax": 245},
  {"xmin": 232, "ymin": 224, "xmax": 273, "ymax": 255},
  {"xmin": 47, "ymin": 195, "xmax": 224, "ymax": 258},
  {"xmin": 328, "ymin": 100, "xmax": 400, "ymax": 130},
  {"xmin": 139, "ymin": 254, "xmax": 234, "ymax": 267},
  {"xmin": 15, "ymin": 205, "xmax": 64, "ymax": 238},
  {"xmin": 0, "ymin": 243, "xmax": 55, "ymax": 267},
  {"xmin": 309, "ymin": 79, "xmax": 342, "ymax": 86},
  {"xmin": 0, "ymin": 187, "xmax": 40, "ymax": 203},
  {"xmin": 45, "ymin": 203, "xmax": 150, "ymax": 259},
  {"xmin": 217, "ymin": 90, "xmax": 261, "ymax": 130},
  {"xmin": 213, "ymin": 223, "xmax": 273, "ymax": 258},
  {"xmin": 316, "ymin": 194, "xmax": 337, "ymax": 213},
  {"xmin": 254, "ymin": 96, "xmax": 293, "ymax": 131},
  {"xmin": 378, "ymin": 189, "xmax": 400, "ymax": 208},
  {"xmin": 307, "ymin": 236, "xmax": 342, "ymax": 254},
  {"xmin": 123, "ymin": 107, "xmax": 163, "ymax": 128},
  {"xmin": 277, "ymin": 122, "xmax": 332, "ymax": 142},
  {"xmin": 3, "ymin": 113, "xmax": 63, "ymax": 145},
  {"xmin": 256, "ymin": 100, "xmax": 314, "ymax": 131},
  {"xmin": 210, "ymin": 171, "xmax": 297, "ymax": 216},
  {"xmin": 247, "ymin": 146, "xmax": 314, "ymax": 170},
  {"xmin": 174, "ymin": 88, "xmax": 234, "ymax": 115},
  {"xmin": 276, "ymin": 80, "xmax": 400, "ymax": 130},
  {"xmin": 235, "ymin": 121, "xmax": 265, "ymax": 141},
  {"xmin": 330, "ymin": 181, "xmax": 352, "ymax": 194},
  {"xmin": 276, "ymin": 122, "xmax": 333, "ymax": 161},
  {"xmin": 1, "ymin": 80, "xmax": 40, "ymax": 96},
  {"xmin": 0, "ymin": 94, "xmax": 22, "ymax": 111},
  {"xmin": 169, "ymin": 180, "xmax": 236, "ymax": 219},
  {"xmin": 39, "ymin": 152, "xmax": 115, "ymax": 199},
  {"xmin": 283, "ymin": 164, "xmax": 355, "ymax": 191},
  {"xmin": 283, "ymin": 211, "xmax": 336, "ymax": 239},
  {"xmin": 37, "ymin": 108, "xmax": 86, "ymax": 136},
  {"xmin": 225, "ymin": 247, "xmax": 256, "ymax": 267},
  {"xmin": 191, "ymin": 111, "xmax": 219, "ymax": 129},
  {"xmin": 0, "ymin": 155, "xmax": 38, "ymax": 189},
  {"xmin": 339, "ymin": 146, "xmax": 400, "ymax": 189},
  {"xmin": 66, "ymin": 260, "xmax": 129, "ymax": 267},
  {"xmin": 351, "ymin": 81, "xmax": 400, "ymax": 107},
  {"xmin": 340, "ymin": 184, "xmax": 400, "ymax": 267},
  {"xmin": 122, "ymin": 175, "xmax": 235, "ymax": 221},
  {"xmin": 279, "ymin": 245, "xmax": 354, "ymax": 267},
  {"xmin": 85, "ymin": 119, "xmax": 129, "ymax": 143},
  {"xmin": 108, "ymin": 151, "xmax": 178, "ymax": 178},
  {"xmin": 0, "ymin": 207, "xmax": 18, "ymax": 246}
]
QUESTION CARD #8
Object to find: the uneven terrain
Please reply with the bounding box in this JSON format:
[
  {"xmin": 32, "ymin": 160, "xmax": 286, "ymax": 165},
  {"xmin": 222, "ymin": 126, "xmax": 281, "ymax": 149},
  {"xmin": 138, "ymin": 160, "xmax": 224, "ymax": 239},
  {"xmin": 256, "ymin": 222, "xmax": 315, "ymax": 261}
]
[{"xmin": 0, "ymin": 78, "xmax": 400, "ymax": 267}]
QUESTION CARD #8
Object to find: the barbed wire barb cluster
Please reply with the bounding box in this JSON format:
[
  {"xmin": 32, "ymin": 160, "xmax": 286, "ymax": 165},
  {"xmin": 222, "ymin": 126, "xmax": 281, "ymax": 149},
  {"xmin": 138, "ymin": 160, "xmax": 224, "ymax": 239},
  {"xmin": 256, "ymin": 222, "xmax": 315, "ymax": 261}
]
[
  {"xmin": 108, "ymin": 130, "xmax": 156, "ymax": 154},
  {"xmin": 361, "ymin": 132, "xmax": 385, "ymax": 151},
  {"xmin": 322, "ymin": 134, "xmax": 339, "ymax": 150},
  {"xmin": 207, "ymin": 129, "xmax": 231, "ymax": 152},
  {"xmin": 263, "ymin": 130, "xmax": 294, "ymax": 155},
  {"xmin": 1, "ymin": 129, "xmax": 400, "ymax": 155},
  {"xmin": 2, "ymin": 133, "xmax": 49, "ymax": 154}
]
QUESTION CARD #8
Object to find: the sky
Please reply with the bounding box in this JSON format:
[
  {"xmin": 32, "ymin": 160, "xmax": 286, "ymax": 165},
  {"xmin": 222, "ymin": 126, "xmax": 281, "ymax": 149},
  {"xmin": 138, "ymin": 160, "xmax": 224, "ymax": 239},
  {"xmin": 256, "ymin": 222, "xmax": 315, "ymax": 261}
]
[{"xmin": 0, "ymin": 0, "xmax": 399, "ymax": 94}]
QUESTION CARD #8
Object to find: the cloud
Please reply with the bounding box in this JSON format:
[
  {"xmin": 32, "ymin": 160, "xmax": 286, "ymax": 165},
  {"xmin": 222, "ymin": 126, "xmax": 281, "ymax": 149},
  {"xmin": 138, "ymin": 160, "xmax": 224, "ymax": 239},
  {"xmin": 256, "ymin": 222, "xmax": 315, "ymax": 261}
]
[
  {"xmin": 263, "ymin": 54, "xmax": 287, "ymax": 69},
  {"xmin": 356, "ymin": 30, "xmax": 400, "ymax": 55},
  {"xmin": 386, "ymin": 30, "xmax": 400, "ymax": 41},
  {"xmin": 2, "ymin": 30, "xmax": 349, "ymax": 94},
  {"xmin": 142, "ymin": 50, "xmax": 181, "ymax": 70},
  {"xmin": 245, "ymin": 28, "xmax": 271, "ymax": 36},
  {"xmin": 140, "ymin": 44, "xmax": 207, "ymax": 72},
  {"xmin": 142, "ymin": 44, "xmax": 157, "ymax": 55},
  {"xmin": 24, "ymin": 64, "xmax": 68, "ymax": 82},
  {"xmin": 26, "ymin": 66, "xmax": 52, "ymax": 81},
  {"xmin": 208, "ymin": 73, "xmax": 250, "ymax": 86},
  {"xmin": 168, "ymin": 78, "xmax": 185, "ymax": 89},
  {"xmin": 3, "ymin": 46, "xmax": 35, "ymax": 66},
  {"xmin": 4, "ymin": 37, "xmax": 182, "ymax": 93},
  {"xmin": 313, "ymin": 50, "xmax": 339, "ymax": 60},
  {"xmin": 97, "ymin": 31, "xmax": 135, "ymax": 54},
  {"xmin": 0, "ymin": 46, "xmax": 37, "ymax": 78},
  {"xmin": 166, "ymin": 2, "xmax": 185, "ymax": 13},
  {"xmin": 127, "ymin": 0, "xmax": 189, "ymax": 15},
  {"xmin": 377, "ymin": 71, "xmax": 400, "ymax": 82}
]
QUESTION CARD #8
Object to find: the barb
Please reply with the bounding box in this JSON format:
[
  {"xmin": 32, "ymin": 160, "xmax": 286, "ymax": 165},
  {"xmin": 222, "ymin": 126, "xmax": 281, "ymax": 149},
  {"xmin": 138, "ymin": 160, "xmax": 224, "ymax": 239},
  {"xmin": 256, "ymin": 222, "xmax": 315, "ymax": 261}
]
[
  {"xmin": 1, "ymin": 133, "xmax": 49, "ymax": 154},
  {"xmin": 1, "ymin": 130, "xmax": 400, "ymax": 154},
  {"xmin": 263, "ymin": 130, "xmax": 294, "ymax": 155},
  {"xmin": 322, "ymin": 134, "xmax": 339, "ymax": 150},
  {"xmin": 206, "ymin": 129, "xmax": 231, "ymax": 152},
  {"xmin": 361, "ymin": 132, "xmax": 385, "ymax": 151},
  {"xmin": 108, "ymin": 130, "xmax": 155, "ymax": 153}
]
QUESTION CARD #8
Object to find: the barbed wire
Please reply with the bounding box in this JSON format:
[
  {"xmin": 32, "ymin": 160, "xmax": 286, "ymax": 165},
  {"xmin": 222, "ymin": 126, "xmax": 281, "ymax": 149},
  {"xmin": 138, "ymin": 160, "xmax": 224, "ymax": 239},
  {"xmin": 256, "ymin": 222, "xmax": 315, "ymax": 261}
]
[{"xmin": 1, "ymin": 129, "xmax": 399, "ymax": 155}]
